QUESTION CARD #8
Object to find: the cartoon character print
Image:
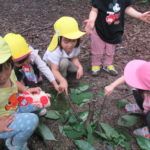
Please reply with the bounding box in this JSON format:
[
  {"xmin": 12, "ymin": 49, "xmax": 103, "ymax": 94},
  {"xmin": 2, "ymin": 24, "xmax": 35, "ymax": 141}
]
[
  {"xmin": 106, "ymin": 0, "xmax": 121, "ymax": 25},
  {"xmin": 5, "ymin": 93, "xmax": 19, "ymax": 110},
  {"xmin": 22, "ymin": 64, "xmax": 38, "ymax": 83},
  {"xmin": 5, "ymin": 91, "xmax": 51, "ymax": 110}
]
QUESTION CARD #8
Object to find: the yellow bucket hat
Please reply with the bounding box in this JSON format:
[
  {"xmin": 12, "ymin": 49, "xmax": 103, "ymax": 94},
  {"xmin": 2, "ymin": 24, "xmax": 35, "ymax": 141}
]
[
  {"xmin": 48, "ymin": 16, "xmax": 85, "ymax": 51},
  {"xmin": 0, "ymin": 37, "xmax": 12, "ymax": 64},
  {"xmin": 4, "ymin": 33, "xmax": 31, "ymax": 62}
]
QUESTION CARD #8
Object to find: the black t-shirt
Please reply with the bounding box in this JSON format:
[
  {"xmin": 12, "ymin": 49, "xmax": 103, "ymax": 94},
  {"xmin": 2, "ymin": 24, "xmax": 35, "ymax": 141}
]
[{"xmin": 92, "ymin": 0, "xmax": 132, "ymax": 44}]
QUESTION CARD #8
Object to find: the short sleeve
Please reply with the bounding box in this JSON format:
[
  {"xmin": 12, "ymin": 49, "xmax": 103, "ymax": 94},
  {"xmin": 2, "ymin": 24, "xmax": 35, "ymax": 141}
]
[{"xmin": 43, "ymin": 48, "xmax": 62, "ymax": 65}]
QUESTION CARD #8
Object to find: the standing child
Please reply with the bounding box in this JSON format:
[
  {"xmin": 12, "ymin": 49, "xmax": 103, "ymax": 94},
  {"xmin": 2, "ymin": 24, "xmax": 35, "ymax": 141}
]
[
  {"xmin": 85, "ymin": 0, "xmax": 150, "ymax": 76},
  {"xmin": 43, "ymin": 16, "xmax": 85, "ymax": 95},
  {"xmin": 105, "ymin": 60, "xmax": 150, "ymax": 138},
  {"xmin": 0, "ymin": 37, "xmax": 51, "ymax": 150},
  {"xmin": 4, "ymin": 33, "xmax": 61, "ymax": 92}
]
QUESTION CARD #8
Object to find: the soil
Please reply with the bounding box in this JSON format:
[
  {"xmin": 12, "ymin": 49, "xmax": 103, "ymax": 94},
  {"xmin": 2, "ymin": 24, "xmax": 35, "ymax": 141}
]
[{"xmin": 0, "ymin": 0, "xmax": 150, "ymax": 150}]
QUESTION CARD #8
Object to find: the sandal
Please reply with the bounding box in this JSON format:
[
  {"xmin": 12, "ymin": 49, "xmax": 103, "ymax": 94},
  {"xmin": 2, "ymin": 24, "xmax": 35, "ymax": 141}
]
[
  {"xmin": 133, "ymin": 126, "xmax": 150, "ymax": 138},
  {"xmin": 125, "ymin": 103, "xmax": 143, "ymax": 114}
]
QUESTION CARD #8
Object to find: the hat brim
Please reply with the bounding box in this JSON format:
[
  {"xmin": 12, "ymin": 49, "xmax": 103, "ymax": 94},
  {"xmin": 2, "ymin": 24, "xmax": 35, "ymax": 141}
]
[
  {"xmin": 0, "ymin": 54, "xmax": 11, "ymax": 64},
  {"xmin": 124, "ymin": 59, "xmax": 147, "ymax": 90},
  {"xmin": 13, "ymin": 51, "xmax": 31, "ymax": 62},
  {"xmin": 63, "ymin": 31, "xmax": 85, "ymax": 39}
]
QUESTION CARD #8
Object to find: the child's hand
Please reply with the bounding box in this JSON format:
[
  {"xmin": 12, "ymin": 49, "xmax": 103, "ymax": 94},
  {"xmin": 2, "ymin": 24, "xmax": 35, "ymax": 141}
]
[
  {"xmin": 84, "ymin": 19, "xmax": 94, "ymax": 34},
  {"xmin": 76, "ymin": 67, "xmax": 83, "ymax": 79},
  {"xmin": 26, "ymin": 87, "xmax": 41, "ymax": 94},
  {"xmin": 60, "ymin": 80, "xmax": 68, "ymax": 95},
  {"xmin": 140, "ymin": 11, "xmax": 150, "ymax": 24},
  {"xmin": 0, "ymin": 116, "xmax": 14, "ymax": 132},
  {"xmin": 104, "ymin": 85, "xmax": 115, "ymax": 96}
]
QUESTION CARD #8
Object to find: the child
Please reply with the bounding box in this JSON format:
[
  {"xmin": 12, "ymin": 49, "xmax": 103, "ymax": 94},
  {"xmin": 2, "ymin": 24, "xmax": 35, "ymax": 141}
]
[
  {"xmin": 4, "ymin": 33, "xmax": 61, "ymax": 92},
  {"xmin": 105, "ymin": 60, "xmax": 150, "ymax": 138},
  {"xmin": 43, "ymin": 16, "xmax": 85, "ymax": 95},
  {"xmin": 0, "ymin": 37, "xmax": 50, "ymax": 150},
  {"xmin": 85, "ymin": 0, "xmax": 150, "ymax": 76}
]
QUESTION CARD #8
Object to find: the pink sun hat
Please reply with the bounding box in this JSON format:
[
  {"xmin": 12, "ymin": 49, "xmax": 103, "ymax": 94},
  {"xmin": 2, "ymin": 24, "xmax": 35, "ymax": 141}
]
[{"xmin": 124, "ymin": 59, "xmax": 150, "ymax": 91}]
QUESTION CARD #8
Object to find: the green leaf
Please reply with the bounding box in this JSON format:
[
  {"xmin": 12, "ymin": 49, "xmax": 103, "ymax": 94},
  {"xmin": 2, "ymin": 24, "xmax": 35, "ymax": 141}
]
[
  {"xmin": 74, "ymin": 140, "xmax": 96, "ymax": 150},
  {"xmin": 100, "ymin": 123, "xmax": 120, "ymax": 139},
  {"xmin": 70, "ymin": 92, "xmax": 93, "ymax": 105},
  {"xmin": 117, "ymin": 101, "xmax": 129, "ymax": 108},
  {"xmin": 38, "ymin": 119, "xmax": 56, "ymax": 141},
  {"xmin": 87, "ymin": 123, "xmax": 95, "ymax": 144},
  {"xmin": 78, "ymin": 111, "xmax": 89, "ymax": 121},
  {"xmin": 78, "ymin": 83, "xmax": 89, "ymax": 92},
  {"xmin": 136, "ymin": 136, "xmax": 150, "ymax": 150},
  {"xmin": 45, "ymin": 110, "xmax": 60, "ymax": 119},
  {"xmin": 62, "ymin": 124, "xmax": 85, "ymax": 139},
  {"xmin": 117, "ymin": 115, "xmax": 139, "ymax": 127},
  {"xmin": 97, "ymin": 90, "xmax": 104, "ymax": 96}
]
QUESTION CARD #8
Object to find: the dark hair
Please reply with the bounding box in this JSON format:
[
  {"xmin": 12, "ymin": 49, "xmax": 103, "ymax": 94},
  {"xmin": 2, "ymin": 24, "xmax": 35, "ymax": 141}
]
[
  {"xmin": 58, "ymin": 36, "xmax": 80, "ymax": 50},
  {"xmin": 16, "ymin": 55, "xmax": 30, "ymax": 64},
  {"xmin": 0, "ymin": 57, "xmax": 14, "ymax": 73}
]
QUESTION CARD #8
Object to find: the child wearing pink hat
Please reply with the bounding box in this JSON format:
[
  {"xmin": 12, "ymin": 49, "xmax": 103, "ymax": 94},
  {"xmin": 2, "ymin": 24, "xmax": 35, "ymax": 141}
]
[{"xmin": 105, "ymin": 59, "xmax": 150, "ymax": 138}]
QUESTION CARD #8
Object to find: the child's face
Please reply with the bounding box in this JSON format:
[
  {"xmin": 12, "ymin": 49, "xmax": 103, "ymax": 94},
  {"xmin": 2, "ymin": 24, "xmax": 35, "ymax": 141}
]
[
  {"xmin": 61, "ymin": 37, "xmax": 77, "ymax": 54},
  {"xmin": 15, "ymin": 56, "xmax": 31, "ymax": 67},
  {"xmin": 0, "ymin": 64, "xmax": 12, "ymax": 85}
]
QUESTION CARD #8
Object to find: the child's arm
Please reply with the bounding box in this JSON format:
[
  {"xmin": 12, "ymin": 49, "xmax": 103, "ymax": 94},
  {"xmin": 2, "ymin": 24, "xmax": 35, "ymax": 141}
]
[
  {"xmin": 71, "ymin": 57, "xmax": 83, "ymax": 79},
  {"xmin": 85, "ymin": 7, "xmax": 98, "ymax": 34},
  {"xmin": 50, "ymin": 63, "xmax": 68, "ymax": 95},
  {"xmin": 125, "ymin": 6, "xmax": 150, "ymax": 23},
  {"xmin": 17, "ymin": 81, "xmax": 41, "ymax": 94},
  {"xmin": 32, "ymin": 51, "xmax": 61, "ymax": 92},
  {"xmin": 0, "ymin": 116, "xmax": 14, "ymax": 132},
  {"xmin": 104, "ymin": 76, "xmax": 125, "ymax": 96}
]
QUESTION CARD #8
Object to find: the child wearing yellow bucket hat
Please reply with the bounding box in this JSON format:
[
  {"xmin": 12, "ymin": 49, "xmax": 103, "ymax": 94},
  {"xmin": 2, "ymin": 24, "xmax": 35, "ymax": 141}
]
[
  {"xmin": 4, "ymin": 33, "xmax": 61, "ymax": 92},
  {"xmin": 104, "ymin": 59, "xmax": 150, "ymax": 138},
  {"xmin": 43, "ymin": 16, "xmax": 85, "ymax": 95},
  {"xmin": 0, "ymin": 37, "xmax": 46, "ymax": 150}
]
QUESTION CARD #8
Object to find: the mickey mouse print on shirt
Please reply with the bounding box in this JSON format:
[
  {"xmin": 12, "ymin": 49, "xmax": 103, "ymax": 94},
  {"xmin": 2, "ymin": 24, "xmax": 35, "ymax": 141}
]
[{"xmin": 106, "ymin": 0, "xmax": 121, "ymax": 25}]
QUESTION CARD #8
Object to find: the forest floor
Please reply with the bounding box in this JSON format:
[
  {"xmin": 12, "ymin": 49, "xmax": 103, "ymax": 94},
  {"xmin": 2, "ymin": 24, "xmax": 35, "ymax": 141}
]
[{"xmin": 0, "ymin": 0, "xmax": 150, "ymax": 150}]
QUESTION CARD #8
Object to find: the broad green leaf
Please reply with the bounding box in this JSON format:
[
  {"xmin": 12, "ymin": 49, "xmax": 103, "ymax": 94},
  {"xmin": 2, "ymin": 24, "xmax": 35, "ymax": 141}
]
[
  {"xmin": 78, "ymin": 111, "xmax": 89, "ymax": 121},
  {"xmin": 78, "ymin": 83, "xmax": 89, "ymax": 92},
  {"xmin": 97, "ymin": 90, "xmax": 104, "ymax": 96},
  {"xmin": 63, "ymin": 125, "xmax": 85, "ymax": 139},
  {"xmin": 100, "ymin": 123, "xmax": 120, "ymax": 139},
  {"xmin": 38, "ymin": 120, "xmax": 56, "ymax": 141},
  {"xmin": 58, "ymin": 125, "xmax": 66, "ymax": 136},
  {"xmin": 45, "ymin": 110, "xmax": 60, "ymax": 119},
  {"xmin": 87, "ymin": 123, "xmax": 95, "ymax": 144},
  {"xmin": 74, "ymin": 140, "xmax": 96, "ymax": 150},
  {"xmin": 136, "ymin": 136, "xmax": 150, "ymax": 150},
  {"xmin": 117, "ymin": 115, "xmax": 139, "ymax": 127},
  {"xmin": 68, "ymin": 115, "xmax": 77, "ymax": 124},
  {"xmin": 117, "ymin": 101, "xmax": 129, "ymax": 108},
  {"xmin": 59, "ymin": 110, "xmax": 70, "ymax": 123},
  {"xmin": 70, "ymin": 92, "xmax": 93, "ymax": 105}
]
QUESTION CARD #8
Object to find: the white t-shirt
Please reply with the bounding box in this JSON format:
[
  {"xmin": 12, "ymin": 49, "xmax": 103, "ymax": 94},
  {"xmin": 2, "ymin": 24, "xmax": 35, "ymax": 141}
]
[
  {"xmin": 43, "ymin": 46, "xmax": 80, "ymax": 65},
  {"xmin": 29, "ymin": 46, "xmax": 55, "ymax": 82}
]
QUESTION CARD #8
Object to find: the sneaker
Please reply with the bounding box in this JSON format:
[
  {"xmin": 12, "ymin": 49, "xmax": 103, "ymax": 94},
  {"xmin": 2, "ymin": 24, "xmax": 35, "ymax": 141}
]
[
  {"xmin": 102, "ymin": 65, "xmax": 118, "ymax": 76},
  {"xmin": 39, "ymin": 108, "xmax": 47, "ymax": 116},
  {"xmin": 92, "ymin": 66, "xmax": 101, "ymax": 76},
  {"xmin": 133, "ymin": 126, "xmax": 150, "ymax": 138},
  {"xmin": 5, "ymin": 138, "xmax": 30, "ymax": 150},
  {"xmin": 125, "ymin": 103, "xmax": 143, "ymax": 114}
]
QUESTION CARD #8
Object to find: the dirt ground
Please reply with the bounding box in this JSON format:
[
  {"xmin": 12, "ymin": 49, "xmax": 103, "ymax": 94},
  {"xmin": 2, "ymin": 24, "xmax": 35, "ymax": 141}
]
[{"xmin": 0, "ymin": 0, "xmax": 150, "ymax": 150}]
